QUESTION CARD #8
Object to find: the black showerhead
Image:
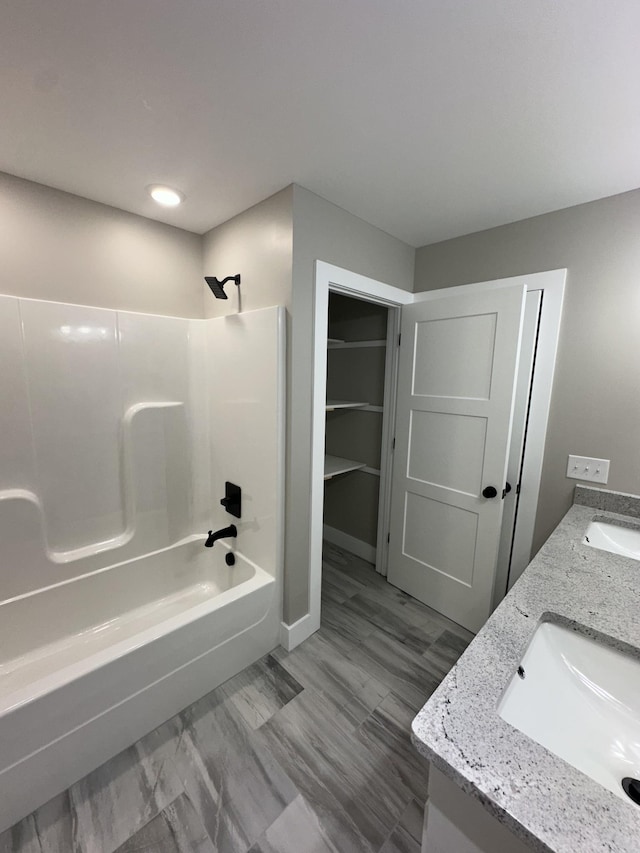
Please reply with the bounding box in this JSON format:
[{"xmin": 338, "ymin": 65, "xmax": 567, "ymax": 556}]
[{"xmin": 205, "ymin": 274, "xmax": 241, "ymax": 299}]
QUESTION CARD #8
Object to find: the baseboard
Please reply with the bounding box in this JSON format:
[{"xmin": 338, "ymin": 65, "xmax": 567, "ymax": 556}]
[
  {"xmin": 279, "ymin": 613, "xmax": 318, "ymax": 651},
  {"xmin": 322, "ymin": 524, "xmax": 376, "ymax": 564}
]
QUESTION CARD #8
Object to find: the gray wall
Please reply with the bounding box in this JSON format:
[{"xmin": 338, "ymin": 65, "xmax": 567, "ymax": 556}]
[
  {"xmin": 0, "ymin": 172, "xmax": 203, "ymax": 317},
  {"xmin": 287, "ymin": 184, "xmax": 415, "ymax": 621},
  {"xmin": 414, "ymin": 188, "xmax": 640, "ymax": 553},
  {"xmin": 202, "ymin": 186, "xmax": 294, "ymax": 318},
  {"xmin": 201, "ymin": 184, "xmax": 415, "ymax": 622}
]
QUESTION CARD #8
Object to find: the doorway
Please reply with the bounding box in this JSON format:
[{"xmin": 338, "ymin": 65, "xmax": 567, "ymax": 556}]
[
  {"xmin": 308, "ymin": 262, "xmax": 565, "ymax": 642},
  {"xmin": 323, "ymin": 292, "xmax": 397, "ymax": 574}
]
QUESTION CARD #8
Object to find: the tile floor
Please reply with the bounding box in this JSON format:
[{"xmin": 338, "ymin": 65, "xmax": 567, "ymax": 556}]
[{"xmin": 0, "ymin": 543, "xmax": 472, "ymax": 853}]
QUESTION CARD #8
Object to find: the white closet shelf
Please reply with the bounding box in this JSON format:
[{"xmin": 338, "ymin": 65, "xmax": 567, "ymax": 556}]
[
  {"xmin": 324, "ymin": 454, "xmax": 367, "ymax": 480},
  {"xmin": 327, "ymin": 339, "xmax": 387, "ymax": 349},
  {"xmin": 325, "ymin": 399, "xmax": 368, "ymax": 412}
]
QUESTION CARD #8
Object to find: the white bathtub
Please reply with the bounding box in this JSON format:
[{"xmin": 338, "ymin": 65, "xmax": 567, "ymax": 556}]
[{"xmin": 0, "ymin": 536, "xmax": 280, "ymax": 832}]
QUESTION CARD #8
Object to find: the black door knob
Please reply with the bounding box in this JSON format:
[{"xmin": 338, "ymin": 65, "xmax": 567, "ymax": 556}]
[
  {"xmin": 482, "ymin": 486, "xmax": 498, "ymax": 499},
  {"xmin": 504, "ymin": 482, "xmax": 512, "ymax": 495}
]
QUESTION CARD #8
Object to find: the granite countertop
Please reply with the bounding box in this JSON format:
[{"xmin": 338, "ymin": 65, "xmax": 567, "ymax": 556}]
[{"xmin": 412, "ymin": 486, "xmax": 640, "ymax": 853}]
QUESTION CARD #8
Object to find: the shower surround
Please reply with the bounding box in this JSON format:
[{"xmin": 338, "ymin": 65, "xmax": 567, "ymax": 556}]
[{"xmin": 0, "ymin": 296, "xmax": 284, "ymax": 832}]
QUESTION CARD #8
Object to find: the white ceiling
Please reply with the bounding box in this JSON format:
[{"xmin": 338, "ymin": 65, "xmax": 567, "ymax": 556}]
[{"xmin": 2, "ymin": 1, "xmax": 639, "ymax": 246}]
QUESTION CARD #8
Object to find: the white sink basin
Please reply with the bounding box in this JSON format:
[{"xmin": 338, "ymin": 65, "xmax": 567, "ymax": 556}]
[
  {"xmin": 498, "ymin": 621, "xmax": 640, "ymax": 805},
  {"xmin": 584, "ymin": 520, "xmax": 640, "ymax": 559}
]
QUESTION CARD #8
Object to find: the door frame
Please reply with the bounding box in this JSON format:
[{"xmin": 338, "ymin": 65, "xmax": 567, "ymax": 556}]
[
  {"xmin": 505, "ymin": 270, "xmax": 566, "ymax": 589},
  {"xmin": 305, "ymin": 262, "xmax": 565, "ymax": 647},
  {"xmin": 310, "ymin": 262, "xmax": 412, "ymax": 635}
]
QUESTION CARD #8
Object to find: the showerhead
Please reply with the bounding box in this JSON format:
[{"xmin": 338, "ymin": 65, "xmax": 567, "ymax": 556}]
[{"xmin": 205, "ymin": 274, "xmax": 241, "ymax": 299}]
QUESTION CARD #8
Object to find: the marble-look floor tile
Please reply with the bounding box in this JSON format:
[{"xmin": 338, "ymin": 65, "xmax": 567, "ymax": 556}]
[
  {"xmin": 219, "ymin": 653, "xmax": 304, "ymax": 730},
  {"xmin": 173, "ymin": 685, "xmax": 298, "ymax": 852},
  {"xmin": 0, "ymin": 816, "xmax": 42, "ymax": 853},
  {"xmin": 320, "ymin": 599, "xmax": 377, "ymax": 648},
  {"xmin": 115, "ymin": 794, "xmax": 215, "ymax": 853},
  {"xmin": 355, "ymin": 582, "xmax": 439, "ymax": 630},
  {"xmin": 322, "ymin": 545, "xmax": 388, "ymax": 590},
  {"xmin": 394, "ymin": 799, "xmax": 424, "ymax": 846},
  {"xmin": 2, "ymin": 718, "xmax": 185, "ymax": 853},
  {"xmin": 29, "ymin": 792, "xmax": 75, "ymax": 853},
  {"xmin": 321, "ymin": 562, "xmax": 367, "ymax": 601},
  {"xmin": 334, "ymin": 680, "xmax": 389, "ymax": 732},
  {"xmin": 347, "ymin": 629, "xmax": 441, "ymax": 713},
  {"xmin": 379, "ymin": 800, "xmax": 423, "ymax": 853},
  {"xmin": 70, "ymin": 717, "xmax": 184, "ymax": 853},
  {"xmin": 248, "ymin": 795, "xmax": 342, "ymax": 853},
  {"xmin": 258, "ymin": 689, "xmax": 412, "ymax": 851},
  {"xmin": 314, "ymin": 621, "xmax": 361, "ymax": 656},
  {"xmin": 378, "ymin": 823, "xmax": 421, "ymax": 853},
  {"xmin": 342, "ymin": 594, "xmax": 440, "ymax": 655},
  {"xmin": 272, "ymin": 630, "xmax": 389, "ymax": 716},
  {"xmin": 0, "ymin": 791, "xmax": 75, "ymax": 853},
  {"xmin": 322, "ymin": 542, "xmax": 351, "ymax": 567},
  {"xmin": 256, "ymin": 712, "xmax": 374, "ymax": 853},
  {"xmin": 417, "ymin": 608, "xmax": 475, "ymax": 645},
  {"xmin": 321, "ymin": 580, "xmax": 351, "ymax": 606},
  {"xmin": 356, "ymin": 693, "xmax": 430, "ymax": 804},
  {"xmin": 421, "ymin": 628, "xmax": 471, "ymax": 679}
]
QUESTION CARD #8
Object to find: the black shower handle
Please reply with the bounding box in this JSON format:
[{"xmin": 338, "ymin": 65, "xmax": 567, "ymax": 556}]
[{"xmin": 220, "ymin": 482, "xmax": 242, "ymax": 518}]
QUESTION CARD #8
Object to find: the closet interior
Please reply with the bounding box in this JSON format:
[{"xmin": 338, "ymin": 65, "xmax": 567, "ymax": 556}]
[{"xmin": 323, "ymin": 292, "xmax": 392, "ymax": 570}]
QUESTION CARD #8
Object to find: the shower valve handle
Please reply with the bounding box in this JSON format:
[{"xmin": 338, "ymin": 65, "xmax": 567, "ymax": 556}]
[{"xmin": 220, "ymin": 481, "xmax": 242, "ymax": 518}]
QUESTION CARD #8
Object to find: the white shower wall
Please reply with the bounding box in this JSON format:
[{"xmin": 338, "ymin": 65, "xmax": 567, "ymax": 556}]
[
  {"xmin": 204, "ymin": 309, "xmax": 284, "ymax": 577},
  {"xmin": 0, "ymin": 295, "xmax": 283, "ymax": 604}
]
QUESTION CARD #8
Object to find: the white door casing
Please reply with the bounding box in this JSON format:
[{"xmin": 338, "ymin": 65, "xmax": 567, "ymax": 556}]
[
  {"xmin": 387, "ymin": 283, "xmax": 526, "ymax": 632},
  {"xmin": 493, "ymin": 289, "xmax": 542, "ymax": 609}
]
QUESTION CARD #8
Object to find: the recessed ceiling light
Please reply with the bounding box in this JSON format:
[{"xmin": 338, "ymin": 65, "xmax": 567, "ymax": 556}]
[{"xmin": 147, "ymin": 184, "xmax": 185, "ymax": 207}]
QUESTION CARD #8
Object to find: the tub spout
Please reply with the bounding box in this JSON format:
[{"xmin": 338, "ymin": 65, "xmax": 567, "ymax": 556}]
[{"xmin": 205, "ymin": 524, "xmax": 237, "ymax": 548}]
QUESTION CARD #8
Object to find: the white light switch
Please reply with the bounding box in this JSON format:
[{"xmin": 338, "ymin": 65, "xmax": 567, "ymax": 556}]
[{"xmin": 566, "ymin": 454, "xmax": 610, "ymax": 484}]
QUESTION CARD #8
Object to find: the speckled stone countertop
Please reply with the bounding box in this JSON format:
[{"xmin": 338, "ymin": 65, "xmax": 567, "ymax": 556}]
[{"xmin": 412, "ymin": 486, "xmax": 640, "ymax": 853}]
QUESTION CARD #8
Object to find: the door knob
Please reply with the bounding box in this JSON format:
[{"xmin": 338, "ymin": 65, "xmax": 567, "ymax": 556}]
[{"xmin": 482, "ymin": 486, "xmax": 498, "ymax": 499}]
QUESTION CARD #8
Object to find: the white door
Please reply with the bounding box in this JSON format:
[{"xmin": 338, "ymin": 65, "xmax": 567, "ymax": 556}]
[{"xmin": 387, "ymin": 283, "xmax": 526, "ymax": 632}]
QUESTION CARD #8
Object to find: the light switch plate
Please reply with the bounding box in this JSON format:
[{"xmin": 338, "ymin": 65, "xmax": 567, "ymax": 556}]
[{"xmin": 566, "ymin": 454, "xmax": 610, "ymax": 484}]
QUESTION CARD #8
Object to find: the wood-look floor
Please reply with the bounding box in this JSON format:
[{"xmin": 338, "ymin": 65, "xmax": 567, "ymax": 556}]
[{"xmin": 0, "ymin": 543, "xmax": 472, "ymax": 853}]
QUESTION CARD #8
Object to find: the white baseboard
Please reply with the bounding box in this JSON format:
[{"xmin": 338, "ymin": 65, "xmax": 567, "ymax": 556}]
[
  {"xmin": 323, "ymin": 524, "xmax": 376, "ymax": 564},
  {"xmin": 279, "ymin": 613, "xmax": 318, "ymax": 651}
]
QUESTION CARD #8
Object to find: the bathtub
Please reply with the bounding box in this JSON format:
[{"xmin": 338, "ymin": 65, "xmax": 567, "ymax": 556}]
[{"xmin": 0, "ymin": 536, "xmax": 280, "ymax": 832}]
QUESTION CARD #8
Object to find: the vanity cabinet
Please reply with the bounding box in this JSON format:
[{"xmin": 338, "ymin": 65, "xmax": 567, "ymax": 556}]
[{"xmin": 422, "ymin": 768, "xmax": 532, "ymax": 853}]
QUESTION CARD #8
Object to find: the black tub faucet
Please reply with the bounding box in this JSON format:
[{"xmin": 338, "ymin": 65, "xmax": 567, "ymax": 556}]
[{"xmin": 205, "ymin": 525, "xmax": 237, "ymax": 547}]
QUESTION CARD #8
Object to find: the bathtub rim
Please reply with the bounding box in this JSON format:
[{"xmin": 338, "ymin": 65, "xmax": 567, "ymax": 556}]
[
  {"xmin": 0, "ymin": 535, "xmax": 274, "ymax": 718},
  {"xmin": 0, "ymin": 532, "xmax": 255, "ymax": 607}
]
